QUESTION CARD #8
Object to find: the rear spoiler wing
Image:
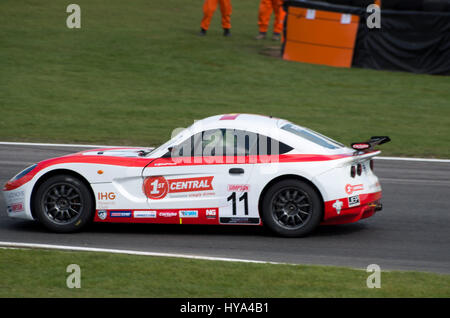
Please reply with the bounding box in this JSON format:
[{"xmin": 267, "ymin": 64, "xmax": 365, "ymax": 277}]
[
  {"xmin": 335, "ymin": 136, "xmax": 390, "ymax": 167},
  {"xmin": 351, "ymin": 136, "xmax": 391, "ymax": 152},
  {"xmin": 336, "ymin": 150, "xmax": 381, "ymax": 167}
]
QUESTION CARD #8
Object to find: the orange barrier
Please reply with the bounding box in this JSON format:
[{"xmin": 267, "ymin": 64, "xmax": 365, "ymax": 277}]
[{"xmin": 282, "ymin": 7, "xmax": 360, "ymax": 68}]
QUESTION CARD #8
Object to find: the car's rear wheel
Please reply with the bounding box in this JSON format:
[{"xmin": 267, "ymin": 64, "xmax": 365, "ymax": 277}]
[
  {"xmin": 33, "ymin": 174, "xmax": 94, "ymax": 233},
  {"xmin": 261, "ymin": 179, "xmax": 323, "ymax": 237}
]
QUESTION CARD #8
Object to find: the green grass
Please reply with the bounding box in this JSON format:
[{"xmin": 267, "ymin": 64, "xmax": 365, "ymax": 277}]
[
  {"xmin": 0, "ymin": 248, "xmax": 449, "ymax": 297},
  {"xmin": 0, "ymin": 0, "xmax": 449, "ymax": 157}
]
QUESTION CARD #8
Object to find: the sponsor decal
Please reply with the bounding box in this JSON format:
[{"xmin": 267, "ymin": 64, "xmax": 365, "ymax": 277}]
[
  {"xmin": 158, "ymin": 212, "xmax": 178, "ymax": 218},
  {"xmin": 179, "ymin": 210, "xmax": 198, "ymax": 218},
  {"xmin": 134, "ymin": 210, "xmax": 157, "ymax": 218},
  {"xmin": 154, "ymin": 162, "xmax": 177, "ymax": 166},
  {"xmin": 97, "ymin": 210, "xmax": 107, "ymax": 220},
  {"xmin": 12, "ymin": 203, "xmax": 24, "ymax": 212},
  {"xmin": 97, "ymin": 192, "xmax": 116, "ymax": 201},
  {"xmin": 351, "ymin": 143, "xmax": 370, "ymax": 150},
  {"xmin": 227, "ymin": 184, "xmax": 250, "ymax": 192},
  {"xmin": 332, "ymin": 200, "xmax": 343, "ymax": 215},
  {"xmin": 93, "ymin": 207, "xmax": 221, "ymax": 224},
  {"xmin": 169, "ymin": 177, "xmax": 214, "ymax": 193},
  {"xmin": 7, "ymin": 203, "xmax": 24, "ymax": 213},
  {"xmin": 144, "ymin": 176, "xmax": 214, "ymax": 200},
  {"xmin": 143, "ymin": 176, "xmax": 169, "ymax": 200},
  {"xmin": 348, "ymin": 195, "xmax": 360, "ymax": 208},
  {"xmin": 188, "ymin": 192, "xmax": 215, "ymax": 198},
  {"xmin": 206, "ymin": 208, "xmax": 217, "ymax": 218},
  {"xmin": 109, "ymin": 211, "xmax": 132, "ymax": 218},
  {"xmin": 345, "ymin": 184, "xmax": 364, "ymax": 195},
  {"xmin": 220, "ymin": 217, "xmax": 260, "ymax": 224},
  {"xmin": 4, "ymin": 190, "xmax": 25, "ymax": 201}
]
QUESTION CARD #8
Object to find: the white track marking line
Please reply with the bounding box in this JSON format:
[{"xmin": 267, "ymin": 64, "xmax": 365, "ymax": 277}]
[
  {"xmin": 380, "ymin": 178, "xmax": 450, "ymax": 186},
  {"xmin": 375, "ymin": 156, "xmax": 450, "ymax": 163},
  {"xmin": 0, "ymin": 241, "xmax": 289, "ymax": 265},
  {"xmin": 0, "ymin": 141, "xmax": 122, "ymax": 148},
  {"xmin": 1, "ymin": 141, "xmax": 449, "ymax": 163}
]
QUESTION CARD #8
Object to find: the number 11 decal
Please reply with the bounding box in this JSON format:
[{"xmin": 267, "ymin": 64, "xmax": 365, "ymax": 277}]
[{"xmin": 227, "ymin": 192, "xmax": 248, "ymax": 215}]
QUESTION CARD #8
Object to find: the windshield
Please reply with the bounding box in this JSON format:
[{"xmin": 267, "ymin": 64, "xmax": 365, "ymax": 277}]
[
  {"xmin": 146, "ymin": 128, "xmax": 189, "ymax": 157},
  {"xmin": 281, "ymin": 123, "xmax": 344, "ymax": 150}
]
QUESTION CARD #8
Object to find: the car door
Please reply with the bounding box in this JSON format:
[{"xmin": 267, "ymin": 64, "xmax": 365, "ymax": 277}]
[{"xmin": 141, "ymin": 128, "xmax": 256, "ymax": 224}]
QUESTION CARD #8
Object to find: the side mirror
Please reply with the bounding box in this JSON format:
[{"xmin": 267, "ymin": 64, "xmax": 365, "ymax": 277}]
[{"xmin": 161, "ymin": 146, "xmax": 173, "ymax": 158}]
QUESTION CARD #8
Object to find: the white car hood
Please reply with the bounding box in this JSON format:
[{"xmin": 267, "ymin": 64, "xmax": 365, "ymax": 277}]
[{"xmin": 80, "ymin": 147, "xmax": 154, "ymax": 158}]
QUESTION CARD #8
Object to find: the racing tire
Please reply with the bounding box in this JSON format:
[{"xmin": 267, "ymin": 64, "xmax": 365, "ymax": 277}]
[
  {"xmin": 261, "ymin": 179, "xmax": 323, "ymax": 237},
  {"xmin": 33, "ymin": 174, "xmax": 94, "ymax": 233}
]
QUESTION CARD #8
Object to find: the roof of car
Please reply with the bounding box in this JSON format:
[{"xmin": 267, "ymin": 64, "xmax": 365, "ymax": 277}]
[
  {"xmin": 160, "ymin": 113, "xmax": 350, "ymax": 156},
  {"xmin": 190, "ymin": 113, "xmax": 289, "ymax": 133}
]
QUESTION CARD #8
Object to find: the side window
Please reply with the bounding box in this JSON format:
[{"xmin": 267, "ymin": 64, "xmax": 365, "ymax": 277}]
[
  {"xmin": 202, "ymin": 129, "xmax": 225, "ymax": 157},
  {"xmin": 172, "ymin": 129, "xmax": 225, "ymax": 157},
  {"xmin": 221, "ymin": 130, "xmax": 292, "ymax": 156},
  {"xmin": 171, "ymin": 132, "xmax": 203, "ymax": 157},
  {"xmin": 223, "ymin": 129, "xmax": 258, "ymax": 157},
  {"xmin": 278, "ymin": 140, "xmax": 294, "ymax": 154},
  {"xmin": 281, "ymin": 123, "xmax": 343, "ymax": 149},
  {"xmin": 171, "ymin": 129, "xmax": 293, "ymax": 158},
  {"xmin": 258, "ymin": 135, "xmax": 293, "ymax": 156}
]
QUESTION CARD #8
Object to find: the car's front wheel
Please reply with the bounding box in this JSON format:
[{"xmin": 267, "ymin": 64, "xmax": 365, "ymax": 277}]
[
  {"xmin": 261, "ymin": 179, "xmax": 323, "ymax": 237},
  {"xmin": 33, "ymin": 174, "xmax": 94, "ymax": 233}
]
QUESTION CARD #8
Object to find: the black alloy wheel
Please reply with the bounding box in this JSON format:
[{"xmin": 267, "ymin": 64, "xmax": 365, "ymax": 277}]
[
  {"xmin": 261, "ymin": 179, "xmax": 322, "ymax": 237},
  {"xmin": 33, "ymin": 174, "xmax": 94, "ymax": 233}
]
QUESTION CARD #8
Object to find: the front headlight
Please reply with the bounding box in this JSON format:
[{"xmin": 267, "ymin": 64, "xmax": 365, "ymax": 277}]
[{"xmin": 10, "ymin": 164, "xmax": 37, "ymax": 182}]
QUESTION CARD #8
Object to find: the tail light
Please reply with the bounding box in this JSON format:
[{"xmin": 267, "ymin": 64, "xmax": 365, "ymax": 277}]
[
  {"xmin": 357, "ymin": 163, "xmax": 362, "ymax": 176},
  {"xmin": 350, "ymin": 166, "xmax": 356, "ymax": 178}
]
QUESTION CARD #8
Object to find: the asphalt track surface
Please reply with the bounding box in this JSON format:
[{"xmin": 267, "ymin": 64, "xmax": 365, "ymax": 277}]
[{"xmin": 0, "ymin": 144, "xmax": 449, "ymax": 274}]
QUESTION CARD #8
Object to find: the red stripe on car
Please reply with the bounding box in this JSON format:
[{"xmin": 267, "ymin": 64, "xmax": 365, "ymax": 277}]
[
  {"xmin": 3, "ymin": 153, "xmax": 351, "ymax": 191},
  {"xmin": 220, "ymin": 114, "xmax": 240, "ymax": 120}
]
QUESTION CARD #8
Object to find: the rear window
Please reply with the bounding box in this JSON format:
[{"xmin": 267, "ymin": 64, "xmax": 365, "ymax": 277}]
[{"xmin": 281, "ymin": 124, "xmax": 344, "ymax": 150}]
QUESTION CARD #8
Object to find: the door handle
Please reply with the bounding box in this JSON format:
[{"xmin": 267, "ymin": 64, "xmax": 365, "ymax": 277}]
[{"xmin": 229, "ymin": 168, "xmax": 244, "ymax": 175}]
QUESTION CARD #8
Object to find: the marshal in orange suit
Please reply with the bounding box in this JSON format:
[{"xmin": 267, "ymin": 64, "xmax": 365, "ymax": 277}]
[
  {"xmin": 256, "ymin": 0, "xmax": 286, "ymax": 40},
  {"xmin": 200, "ymin": 0, "xmax": 232, "ymax": 36}
]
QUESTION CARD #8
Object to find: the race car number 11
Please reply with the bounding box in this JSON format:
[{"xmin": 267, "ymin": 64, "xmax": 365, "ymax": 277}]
[{"xmin": 227, "ymin": 192, "xmax": 248, "ymax": 215}]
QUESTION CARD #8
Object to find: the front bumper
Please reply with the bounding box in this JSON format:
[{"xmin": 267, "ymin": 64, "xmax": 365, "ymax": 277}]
[{"xmin": 2, "ymin": 183, "xmax": 34, "ymax": 220}]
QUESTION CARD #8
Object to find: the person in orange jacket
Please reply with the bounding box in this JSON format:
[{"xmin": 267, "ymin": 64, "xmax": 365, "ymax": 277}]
[
  {"xmin": 199, "ymin": 0, "xmax": 232, "ymax": 36},
  {"xmin": 256, "ymin": 0, "xmax": 286, "ymax": 41}
]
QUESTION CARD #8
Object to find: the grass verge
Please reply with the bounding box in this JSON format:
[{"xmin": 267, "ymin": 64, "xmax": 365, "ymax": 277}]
[
  {"xmin": 0, "ymin": 1, "xmax": 449, "ymax": 158},
  {"xmin": 0, "ymin": 248, "xmax": 449, "ymax": 297}
]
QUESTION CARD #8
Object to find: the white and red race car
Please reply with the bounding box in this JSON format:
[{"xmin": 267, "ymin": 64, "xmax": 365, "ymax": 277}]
[{"xmin": 2, "ymin": 114, "xmax": 390, "ymax": 237}]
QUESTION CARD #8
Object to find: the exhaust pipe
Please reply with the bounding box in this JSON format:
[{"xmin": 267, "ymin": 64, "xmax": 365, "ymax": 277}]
[{"xmin": 369, "ymin": 203, "xmax": 383, "ymax": 212}]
